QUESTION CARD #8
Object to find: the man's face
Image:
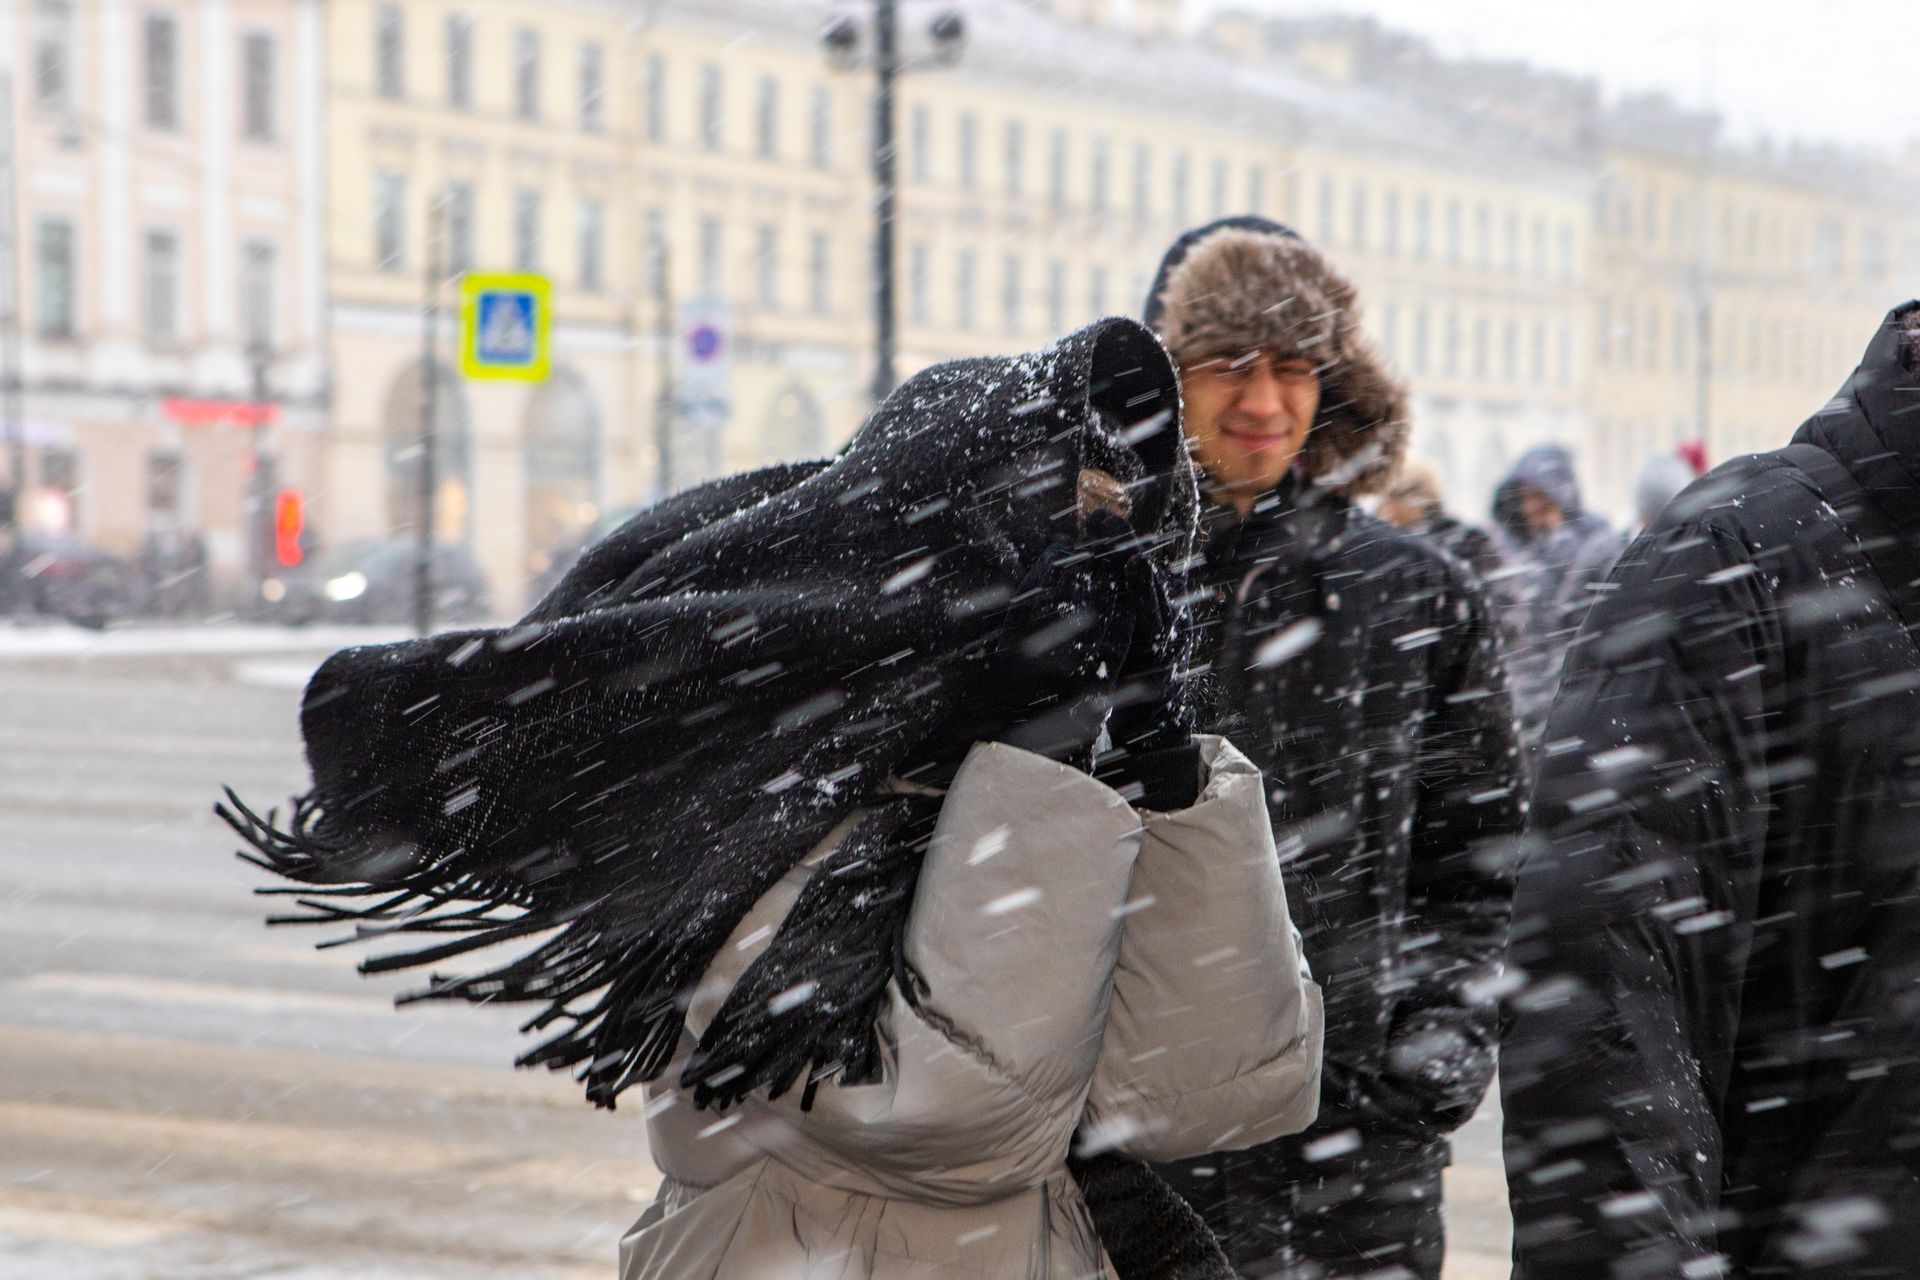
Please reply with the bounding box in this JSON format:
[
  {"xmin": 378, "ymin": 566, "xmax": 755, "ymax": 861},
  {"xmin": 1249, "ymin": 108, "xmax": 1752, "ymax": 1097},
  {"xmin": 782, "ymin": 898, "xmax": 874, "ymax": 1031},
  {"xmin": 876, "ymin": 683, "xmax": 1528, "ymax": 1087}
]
[
  {"xmin": 1519, "ymin": 487, "xmax": 1564, "ymax": 534},
  {"xmin": 1178, "ymin": 349, "xmax": 1322, "ymax": 509}
]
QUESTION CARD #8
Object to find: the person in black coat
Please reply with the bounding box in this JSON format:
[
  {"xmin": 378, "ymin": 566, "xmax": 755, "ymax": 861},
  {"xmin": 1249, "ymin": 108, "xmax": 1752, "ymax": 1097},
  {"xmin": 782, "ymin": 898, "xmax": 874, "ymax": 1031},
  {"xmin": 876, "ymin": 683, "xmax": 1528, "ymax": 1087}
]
[
  {"xmin": 1502, "ymin": 301, "xmax": 1920, "ymax": 1278},
  {"xmin": 1143, "ymin": 216, "xmax": 1525, "ymax": 1279}
]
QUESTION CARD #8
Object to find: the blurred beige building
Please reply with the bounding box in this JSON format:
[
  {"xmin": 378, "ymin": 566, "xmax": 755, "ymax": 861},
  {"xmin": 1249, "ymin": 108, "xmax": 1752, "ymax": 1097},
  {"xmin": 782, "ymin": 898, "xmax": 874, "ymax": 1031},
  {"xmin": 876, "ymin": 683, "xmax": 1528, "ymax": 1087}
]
[
  {"xmin": 1, "ymin": 0, "xmax": 327, "ymax": 578},
  {"xmin": 6, "ymin": 0, "xmax": 1917, "ymax": 611}
]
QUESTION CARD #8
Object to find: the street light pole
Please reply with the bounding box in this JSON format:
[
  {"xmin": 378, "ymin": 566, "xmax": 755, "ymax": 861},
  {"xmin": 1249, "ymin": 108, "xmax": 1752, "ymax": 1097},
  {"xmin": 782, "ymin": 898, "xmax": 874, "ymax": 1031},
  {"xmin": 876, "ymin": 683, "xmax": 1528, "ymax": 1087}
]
[
  {"xmin": 870, "ymin": 0, "xmax": 899, "ymax": 406},
  {"xmin": 414, "ymin": 194, "xmax": 444, "ymax": 637},
  {"xmin": 824, "ymin": 4, "xmax": 962, "ymax": 410},
  {"xmin": 0, "ymin": 70, "xmax": 25, "ymax": 552}
]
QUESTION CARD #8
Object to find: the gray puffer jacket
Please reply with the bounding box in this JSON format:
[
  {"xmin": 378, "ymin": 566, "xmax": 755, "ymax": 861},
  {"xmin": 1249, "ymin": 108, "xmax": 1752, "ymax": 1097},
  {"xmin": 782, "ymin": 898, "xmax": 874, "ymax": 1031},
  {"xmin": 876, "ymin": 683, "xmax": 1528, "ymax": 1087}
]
[{"xmin": 619, "ymin": 735, "xmax": 1323, "ymax": 1279}]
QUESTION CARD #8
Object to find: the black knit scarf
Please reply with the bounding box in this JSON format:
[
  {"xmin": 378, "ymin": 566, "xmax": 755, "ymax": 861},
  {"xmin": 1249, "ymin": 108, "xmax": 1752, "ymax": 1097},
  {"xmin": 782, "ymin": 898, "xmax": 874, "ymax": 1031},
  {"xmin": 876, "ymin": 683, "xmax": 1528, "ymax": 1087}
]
[{"xmin": 219, "ymin": 317, "xmax": 1236, "ymax": 1278}]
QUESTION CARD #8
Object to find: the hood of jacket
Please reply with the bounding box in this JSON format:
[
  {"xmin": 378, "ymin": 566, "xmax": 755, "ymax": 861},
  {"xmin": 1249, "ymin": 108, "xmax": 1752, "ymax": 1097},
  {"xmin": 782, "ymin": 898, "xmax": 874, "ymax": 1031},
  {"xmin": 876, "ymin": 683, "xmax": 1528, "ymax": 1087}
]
[
  {"xmin": 1792, "ymin": 300, "xmax": 1920, "ymax": 532},
  {"xmin": 1498, "ymin": 443, "xmax": 1586, "ymax": 520},
  {"xmin": 1142, "ymin": 216, "xmax": 1409, "ymax": 499}
]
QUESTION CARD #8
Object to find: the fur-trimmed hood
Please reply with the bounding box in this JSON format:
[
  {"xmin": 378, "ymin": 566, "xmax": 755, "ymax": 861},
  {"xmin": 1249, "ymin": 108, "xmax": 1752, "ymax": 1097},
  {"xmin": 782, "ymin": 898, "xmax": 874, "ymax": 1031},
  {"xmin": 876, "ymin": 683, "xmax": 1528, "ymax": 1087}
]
[{"xmin": 1143, "ymin": 216, "xmax": 1409, "ymax": 499}]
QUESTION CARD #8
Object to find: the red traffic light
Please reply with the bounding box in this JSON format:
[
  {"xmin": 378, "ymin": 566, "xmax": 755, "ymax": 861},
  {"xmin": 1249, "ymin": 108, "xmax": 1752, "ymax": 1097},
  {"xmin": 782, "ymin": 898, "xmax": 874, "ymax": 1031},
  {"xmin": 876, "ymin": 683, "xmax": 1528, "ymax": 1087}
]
[{"xmin": 273, "ymin": 489, "xmax": 305, "ymax": 568}]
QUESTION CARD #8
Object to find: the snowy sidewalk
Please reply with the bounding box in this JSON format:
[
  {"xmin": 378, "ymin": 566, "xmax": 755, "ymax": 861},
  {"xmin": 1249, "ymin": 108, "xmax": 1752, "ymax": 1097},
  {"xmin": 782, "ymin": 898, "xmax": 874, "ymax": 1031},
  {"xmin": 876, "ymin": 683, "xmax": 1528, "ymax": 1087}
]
[{"xmin": 0, "ymin": 622, "xmax": 411, "ymax": 661}]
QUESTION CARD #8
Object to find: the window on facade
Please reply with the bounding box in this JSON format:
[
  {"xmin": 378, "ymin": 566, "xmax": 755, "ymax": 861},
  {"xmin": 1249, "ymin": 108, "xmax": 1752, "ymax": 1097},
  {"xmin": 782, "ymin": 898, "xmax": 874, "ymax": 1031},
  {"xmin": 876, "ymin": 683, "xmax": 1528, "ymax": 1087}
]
[
  {"xmin": 1862, "ymin": 229, "xmax": 1888, "ymax": 279},
  {"xmin": 1558, "ymin": 322, "xmax": 1573, "ymax": 387},
  {"xmin": 580, "ymin": 43, "xmax": 605, "ymax": 133},
  {"xmin": 1529, "ymin": 216, "xmax": 1546, "ymax": 279},
  {"xmin": 1645, "ymin": 305, "xmax": 1661, "ymax": 370},
  {"xmin": 1501, "ymin": 318, "xmax": 1518, "ymax": 381},
  {"xmin": 241, "ymin": 33, "xmax": 275, "ymax": 141},
  {"xmin": 1380, "ymin": 302, "xmax": 1399, "ymax": 362},
  {"xmin": 1530, "ymin": 319, "xmax": 1546, "ymax": 385},
  {"xmin": 907, "ymin": 242, "xmax": 930, "ymax": 326},
  {"xmin": 1170, "ymin": 151, "xmax": 1190, "ymax": 226},
  {"xmin": 1317, "ymin": 176, "xmax": 1335, "ymax": 243},
  {"xmin": 809, "ymin": 86, "xmax": 831, "ymax": 168},
  {"xmin": 1005, "ymin": 122, "xmax": 1024, "ymax": 198},
  {"xmin": 37, "ymin": 218, "xmax": 76, "ymax": 339},
  {"xmin": 1412, "ymin": 305, "xmax": 1430, "ymax": 374},
  {"xmin": 643, "ymin": 208, "xmax": 666, "ymax": 296},
  {"xmin": 1134, "ymin": 144, "xmax": 1153, "ymax": 220},
  {"xmin": 1445, "ymin": 199, "xmax": 1461, "ymax": 265},
  {"xmin": 644, "ymin": 56, "xmax": 665, "ymax": 142},
  {"xmin": 147, "ymin": 449, "xmax": 185, "ymax": 521},
  {"xmin": 514, "ymin": 190, "xmax": 541, "ymax": 272},
  {"xmin": 33, "ymin": 0, "xmax": 77, "ymax": 112},
  {"xmin": 1047, "ymin": 260, "xmax": 1066, "ymax": 335},
  {"xmin": 145, "ymin": 11, "xmax": 179, "ymax": 128},
  {"xmin": 1246, "ymin": 165, "xmax": 1265, "ymax": 215},
  {"xmin": 1002, "ymin": 254, "xmax": 1022, "ymax": 334},
  {"xmin": 446, "ymin": 14, "xmax": 472, "ymax": 109},
  {"xmin": 445, "ymin": 183, "xmax": 474, "ymax": 275},
  {"xmin": 1413, "ymin": 194, "xmax": 1431, "ymax": 260},
  {"xmin": 1474, "ymin": 203, "xmax": 1492, "ymax": 268},
  {"xmin": 1595, "ymin": 295, "xmax": 1611, "ymax": 366},
  {"xmin": 1382, "ymin": 189, "xmax": 1400, "ymax": 258},
  {"xmin": 753, "ymin": 226, "xmax": 778, "ymax": 309},
  {"xmin": 958, "ymin": 112, "xmax": 978, "ymax": 189},
  {"xmin": 1443, "ymin": 311, "xmax": 1461, "ymax": 376},
  {"xmin": 1349, "ymin": 182, "xmax": 1368, "ymax": 252},
  {"xmin": 1557, "ymin": 223, "xmax": 1575, "ymax": 280},
  {"xmin": 375, "ymin": 4, "xmax": 403, "ymax": 100},
  {"xmin": 1090, "ymin": 138, "xmax": 1110, "ymax": 214},
  {"xmin": 955, "ymin": 249, "xmax": 976, "ymax": 329},
  {"xmin": 143, "ymin": 229, "xmax": 180, "ymax": 344},
  {"xmin": 909, "ymin": 105, "xmax": 930, "ymax": 183},
  {"xmin": 755, "ymin": 76, "xmax": 779, "ymax": 159},
  {"xmin": 577, "ymin": 199, "xmax": 604, "ymax": 292},
  {"xmin": 1472, "ymin": 316, "xmax": 1490, "ymax": 378},
  {"xmin": 698, "ymin": 66, "xmax": 723, "ymax": 151},
  {"xmin": 698, "ymin": 216, "xmax": 723, "ymax": 295},
  {"xmin": 1673, "ymin": 303, "xmax": 1690, "ymax": 373},
  {"xmin": 1049, "ymin": 131, "xmax": 1069, "ymax": 209},
  {"xmin": 374, "ymin": 171, "xmax": 405, "ymax": 270},
  {"xmin": 808, "ymin": 232, "xmax": 830, "ymax": 315},
  {"xmin": 1089, "ymin": 265, "xmax": 1108, "ymax": 319},
  {"xmin": 1503, "ymin": 211, "xmax": 1519, "ymax": 274},
  {"xmin": 1643, "ymin": 190, "xmax": 1660, "ymax": 245},
  {"xmin": 1620, "ymin": 303, "xmax": 1636, "ymax": 369},
  {"xmin": 514, "ymin": 30, "xmax": 541, "ymax": 121},
  {"xmin": 1210, "ymin": 158, "xmax": 1228, "ymax": 218},
  {"xmin": 241, "ymin": 239, "xmax": 275, "ymax": 350}
]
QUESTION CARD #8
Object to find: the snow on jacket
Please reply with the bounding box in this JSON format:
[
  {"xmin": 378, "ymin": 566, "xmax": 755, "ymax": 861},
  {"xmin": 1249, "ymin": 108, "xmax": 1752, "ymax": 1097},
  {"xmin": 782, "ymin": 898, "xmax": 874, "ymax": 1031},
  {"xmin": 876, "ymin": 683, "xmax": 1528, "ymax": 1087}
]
[
  {"xmin": 1503, "ymin": 302, "xmax": 1920, "ymax": 1277},
  {"xmin": 1491, "ymin": 443, "xmax": 1621, "ymax": 747},
  {"xmin": 1159, "ymin": 486, "xmax": 1522, "ymax": 1210},
  {"xmin": 619, "ymin": 734, "xmax": 1323, "ymax": 1280}
]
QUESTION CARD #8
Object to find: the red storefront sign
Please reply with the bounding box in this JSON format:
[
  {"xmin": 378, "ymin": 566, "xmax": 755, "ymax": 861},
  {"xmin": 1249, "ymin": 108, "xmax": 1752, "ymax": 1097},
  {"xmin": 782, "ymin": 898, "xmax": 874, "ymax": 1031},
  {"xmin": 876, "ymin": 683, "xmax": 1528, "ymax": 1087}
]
[{"xmin": 162, "ymin": 397, "xmax": 279, "ymax": 427}]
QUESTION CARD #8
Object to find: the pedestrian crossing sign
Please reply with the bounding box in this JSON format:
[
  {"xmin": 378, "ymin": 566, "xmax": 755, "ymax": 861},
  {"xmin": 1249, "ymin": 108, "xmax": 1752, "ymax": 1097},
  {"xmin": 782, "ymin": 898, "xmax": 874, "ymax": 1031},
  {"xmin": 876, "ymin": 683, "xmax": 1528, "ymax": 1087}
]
[{"xmin": 459, "ymin": 274, "xmax": 551, "ymax": 381}]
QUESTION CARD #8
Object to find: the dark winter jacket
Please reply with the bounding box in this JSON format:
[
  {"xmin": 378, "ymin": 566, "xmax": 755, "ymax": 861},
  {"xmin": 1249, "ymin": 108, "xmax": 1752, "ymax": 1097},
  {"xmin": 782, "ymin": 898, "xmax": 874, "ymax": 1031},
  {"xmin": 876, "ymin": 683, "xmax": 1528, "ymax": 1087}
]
[
  {"xmin": 1503, "ymin": 302, "xmax": 1920, "ymax": 1278},
  {"xmin": 1165, "ymin": 482, "xmax": 1524, "ymax": 1204},
  {"xmin": 1492, "ymin": 443, "xmax": 1620, "ymax": 746}
]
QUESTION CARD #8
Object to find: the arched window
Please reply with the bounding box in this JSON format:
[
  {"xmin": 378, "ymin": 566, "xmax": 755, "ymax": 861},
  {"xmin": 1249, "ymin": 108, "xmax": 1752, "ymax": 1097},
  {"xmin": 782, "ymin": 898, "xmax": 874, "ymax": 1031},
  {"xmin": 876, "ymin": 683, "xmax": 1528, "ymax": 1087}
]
[
  {"xmin": 522, "ymin": 368, "xmax": 602, "ymax": 578},
  {"xmin": 382, "ymin": 360, "xmax": 472, "ymax": 541}
]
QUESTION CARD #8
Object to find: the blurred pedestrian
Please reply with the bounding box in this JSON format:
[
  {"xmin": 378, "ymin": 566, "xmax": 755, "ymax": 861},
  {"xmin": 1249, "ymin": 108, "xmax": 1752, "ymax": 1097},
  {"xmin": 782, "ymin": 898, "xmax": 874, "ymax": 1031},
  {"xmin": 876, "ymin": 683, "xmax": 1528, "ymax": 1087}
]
[
  {"xmin": 1630, "ymin": 450, "xmax": 1697, "ymax": 537},
  {"xmin": 1503, "ymin": 302, "xmax": 1920, "ymax": 1277},
  {"xmin": 1490, "ymin": 443, "xmax": 1619, "ymax": 749},
  {"xmin": 1143, "ymin": 216, "xmax": 1523, "ymax": 1280},
  {"xmin": 222, "ymin": 318, "xmax": 1325, "ymax": 1280},
  {"xmin": 1378, "ymin": 459, "xmax": 1506, "ymax": 590}
]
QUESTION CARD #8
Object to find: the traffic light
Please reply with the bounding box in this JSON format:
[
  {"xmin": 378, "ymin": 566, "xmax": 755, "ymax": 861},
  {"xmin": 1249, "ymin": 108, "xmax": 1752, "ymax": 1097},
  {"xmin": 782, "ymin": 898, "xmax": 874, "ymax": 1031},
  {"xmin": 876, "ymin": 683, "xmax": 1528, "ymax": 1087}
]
[{"xmin": 273, "ymin": 489, "xmax": 305, "ymax": 568}]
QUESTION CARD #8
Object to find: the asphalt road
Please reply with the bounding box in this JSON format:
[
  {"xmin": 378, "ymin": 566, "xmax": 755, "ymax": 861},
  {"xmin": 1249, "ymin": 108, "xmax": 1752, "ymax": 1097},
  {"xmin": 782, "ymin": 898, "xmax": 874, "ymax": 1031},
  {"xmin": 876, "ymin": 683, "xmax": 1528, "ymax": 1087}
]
[{"xmin": 0, "ymin": 630, "xmax": 1510, "ymax": 1279}]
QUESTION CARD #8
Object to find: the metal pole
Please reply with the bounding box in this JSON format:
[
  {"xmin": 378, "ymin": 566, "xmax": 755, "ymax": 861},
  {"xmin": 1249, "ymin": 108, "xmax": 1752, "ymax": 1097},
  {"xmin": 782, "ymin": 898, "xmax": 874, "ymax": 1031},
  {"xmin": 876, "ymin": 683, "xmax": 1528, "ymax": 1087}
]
[
  {"xmin": 415, "ymin": 194, "xmax": 442, "ymax": 637},
  {"xmin": 652, "ymin": 238, "xmax": 674, "ymax": 499},
  {"xmin": 0, "ymin": 70, "xmax": 24, "ymax": 549},
  {"xmin": 870, "ymin": 0, "xmax": 899, "ymax": 406},
  {"xmin": 248, "ymin": 345, "xmax": 274, "ymax": 592}
]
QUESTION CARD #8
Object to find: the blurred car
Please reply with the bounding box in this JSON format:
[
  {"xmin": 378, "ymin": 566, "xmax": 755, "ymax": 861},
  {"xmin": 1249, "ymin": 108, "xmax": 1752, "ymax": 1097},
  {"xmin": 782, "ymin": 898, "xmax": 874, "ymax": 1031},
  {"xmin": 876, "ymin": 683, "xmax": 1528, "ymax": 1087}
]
[
  {"xmin": 261, "ymin": 539, "xmax": 491, "ymax": 626},
  {"xmin": 17, "ymin": 532, "xmax": 145, "ymax": 629},
  {"xmin": 524, "ymin": 505, "xmax": 640, "ymax": 605}
]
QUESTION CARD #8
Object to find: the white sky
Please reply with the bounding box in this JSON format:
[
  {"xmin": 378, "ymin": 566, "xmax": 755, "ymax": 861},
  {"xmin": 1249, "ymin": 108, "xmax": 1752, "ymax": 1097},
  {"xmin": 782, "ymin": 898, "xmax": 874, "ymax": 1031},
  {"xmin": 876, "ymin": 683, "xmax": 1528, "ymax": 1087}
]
[{"xmin": 1189, "ymin": 0, "xmax": 1920, "ymax": 157}]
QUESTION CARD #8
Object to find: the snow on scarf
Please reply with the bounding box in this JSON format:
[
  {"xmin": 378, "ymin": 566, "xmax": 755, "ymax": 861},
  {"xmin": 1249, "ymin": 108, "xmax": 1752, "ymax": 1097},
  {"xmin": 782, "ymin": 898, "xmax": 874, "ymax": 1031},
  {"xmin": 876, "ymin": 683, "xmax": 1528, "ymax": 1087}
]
[{"xmin": 218, "ymin": 317, "xmax": 1200, "ymax": 1115}]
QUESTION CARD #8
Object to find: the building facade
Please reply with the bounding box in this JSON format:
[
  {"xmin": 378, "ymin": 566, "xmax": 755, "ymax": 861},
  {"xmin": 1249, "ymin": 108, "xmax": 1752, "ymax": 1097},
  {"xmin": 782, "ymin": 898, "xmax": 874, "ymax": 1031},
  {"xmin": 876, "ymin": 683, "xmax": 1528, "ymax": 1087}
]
[
  {"xmin": 2, "ymin": 0, "xmax": 327, "ymax": 586},
  {"xmin": 7, "ymin": 0, "xmax": 1915, "ymax": 614}
]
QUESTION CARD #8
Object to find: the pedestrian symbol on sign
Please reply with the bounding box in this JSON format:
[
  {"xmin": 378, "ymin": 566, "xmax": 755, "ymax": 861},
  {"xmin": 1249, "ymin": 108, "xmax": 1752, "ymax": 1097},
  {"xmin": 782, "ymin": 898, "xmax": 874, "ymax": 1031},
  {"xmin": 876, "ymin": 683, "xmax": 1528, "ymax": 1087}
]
[{"xmin": 459, "ymin": 273, "xmax": 552, "ymax": 382}]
